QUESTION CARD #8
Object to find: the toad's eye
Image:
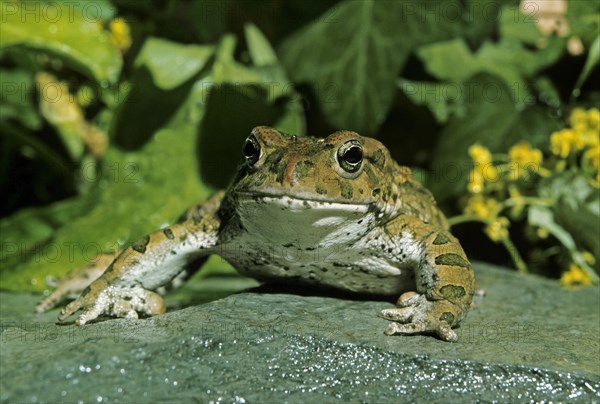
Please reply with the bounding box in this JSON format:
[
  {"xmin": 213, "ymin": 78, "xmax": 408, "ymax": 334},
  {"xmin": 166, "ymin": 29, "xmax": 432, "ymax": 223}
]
[
  {"xmin": 337, "ymin": 140, "xmax": 363, "ymax": 173},
  {"xmin": 242, "ymin": 135, "xmax": 261, "ymax": 165}
]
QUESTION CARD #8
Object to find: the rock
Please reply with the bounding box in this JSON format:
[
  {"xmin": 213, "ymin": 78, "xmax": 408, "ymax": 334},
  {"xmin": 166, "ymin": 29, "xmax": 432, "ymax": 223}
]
[{"xmin": 1, "ymin": 262, "xmax": 599, "ymax": 402}]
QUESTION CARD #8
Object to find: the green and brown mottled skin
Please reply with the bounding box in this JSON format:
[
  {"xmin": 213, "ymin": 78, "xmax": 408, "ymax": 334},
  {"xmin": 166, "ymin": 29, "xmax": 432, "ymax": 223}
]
[{"xmin": 37, "ymin": 126, "xmax": 475, "ymax": 342}]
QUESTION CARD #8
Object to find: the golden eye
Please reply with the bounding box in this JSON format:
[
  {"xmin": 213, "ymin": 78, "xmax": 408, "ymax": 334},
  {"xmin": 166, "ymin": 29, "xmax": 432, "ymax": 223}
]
[
  {"xmin": 242, "ymin": 135, "xmax": 261, "ymax": 165},
  {"xmin": 337, "ymin": 140, "xmax": 363, "ymax": 173}
]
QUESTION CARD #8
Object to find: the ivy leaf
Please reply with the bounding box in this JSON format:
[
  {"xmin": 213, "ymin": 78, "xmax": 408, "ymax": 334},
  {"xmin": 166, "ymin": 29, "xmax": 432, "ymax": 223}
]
[
  {"xmin": 528, "ymin": 205, "xmax": 598, "ymax": 281},
  {"xmin": 279, "ymin": 0, "xmax": 462, "ymax": 134},
  {"xmin": 567, "ymin": 1, "xmax": 600, "ymax": 45},
  {"xmin": 539, "ymin": 171, "xmax": 600, "ymax": 264},
  {"xmin": 0, "ymin": 0, "xmax": 122, "ymax": 84},
  {"xmin": 528, "ymin": 206, "xmax": 577, "ymax": 251},
  {"xmin": 428, "ymin": 74, "xmax": 519, "ymax": 201},
  {"xmin": 244, "ymin": 23, "xmax": 297, "ymax": 103},
  {"xmin": 0, "ymin": 69, "xmax": 42, "ymax": 130},
  {"xmin": 397, "ymin": 78, "xmax": 466, "ymax": 123},
  {"xmin": 134, "ymin": 38, "xmax": 214, "ymax": 90},
  {"xmin": 574, "ymin": 35, "xmax": 600, "ymax": 96},
  {"xmin": 416, "ymin": 37, "xmax": 563, "ymax": 110},
  {"xmin": 244, "ymin": 23, "xmax": 278, "ymax": 67}
]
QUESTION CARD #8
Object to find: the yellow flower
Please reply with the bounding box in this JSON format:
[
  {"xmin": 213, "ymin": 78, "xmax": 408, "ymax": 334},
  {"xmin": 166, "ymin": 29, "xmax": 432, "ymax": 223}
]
[
  {"xmin": 560, "ymin": 263, "xmax": 593, "ymax": 286},
  {"xmin": 485, "ymin": 217, "xmax": 510, "ymax": 242},
  {"xmin": 109, "ymin": 18, "xmax": 132, "ymax": 52},
  {"xmin": 536, "ymin": 227, "xmax": 549, "ymax": 239},
  {"xmin": 569, "ymin": 107, "xmax": 599, "ymax": 147},
  {"xmin": 569, "ymin": 107, "xmax": 588, "ymax": 133},
  {"xmin": 581, "ymin": 130, "xmax": 599, "ymax": 148},
  {"xmin": 509, "ymin": 142, "xmax": 543, "ymax": 177},
  {"xmin": 482, "ymin": 164, "xmax": 501, "ymax": 184},
  {"xmin": 583, "ymin": 143, "xmax": 600, "ymax": 185},
  {"xmin": 582, "ymin": 251, "xmax": 596, "ymax": 265},
  {"xmin": 468, "ymin": 144, "xmax": 493, "ymax": 165},
  {"xmin": 550, "ymin": 129, "xmax": 584, "ymax": 158},
  {"xmin": 467, "ymin": 168, "xmax": 485, "ymax": 193},
  {"xmin": 464, "ymin": 195, "xmax": 498, "ymax": 219},
  {"xmin": 467, "ymin": 145, "xmax": 498, "ymax": 193},
  {"xmin": 587, "ymin": 108, "xmax": 600, "ymax": 132}
]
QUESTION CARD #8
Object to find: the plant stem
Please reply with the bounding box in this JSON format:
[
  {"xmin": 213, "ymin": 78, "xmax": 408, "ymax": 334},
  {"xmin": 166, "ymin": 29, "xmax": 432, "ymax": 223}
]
[
  {"xmin": 501, "ymin": 236, "xmax": 528, "ymax": 273},
  {"xmin": 447, "ymin": 214, "xmax": 487, "ymax": 226}
]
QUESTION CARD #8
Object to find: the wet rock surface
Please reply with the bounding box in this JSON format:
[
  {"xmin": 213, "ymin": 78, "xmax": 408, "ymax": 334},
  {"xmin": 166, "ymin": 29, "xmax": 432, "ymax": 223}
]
[{"xmin": 1, "ymin": 263, "xmax": 599, "ymax": 402}]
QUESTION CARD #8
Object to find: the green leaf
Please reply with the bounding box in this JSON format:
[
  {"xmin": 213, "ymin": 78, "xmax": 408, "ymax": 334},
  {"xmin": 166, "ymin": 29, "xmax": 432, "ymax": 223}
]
[
  {"xmin": 503, "ymin": 104, "xmax": 563, "ymax": 150},
  {"xmin": 279, "ymin": 0, "xmax": 462, "ymax": 134},
  {"xmin": 134, "ymin": 37, "xmax": 214, "ymax": 90},
  {"xmin": 567, "ymin": 1, "xmax": 600, "ymax": 45},
  {"xmin": 528, "ymin": 205, "xmax": 577, "ymax": 250},
  {"xmin": 539, "ymin": 171, "xmax": 600, "ymax": 264},
  {"xmin": 574, "ymin": 35, "xmax": 600, "ymax": 96},
  {"xmin": 0, "ymin": 0, "xmax": 122, "ymax": 84},
  {"xmin": 417, "ymin": 39, "xmax": 476, "ymax": 83},
  {"xmin": 0, "ymin": 197, "xmax": 93, "ymax": 282},
  {"xmin": 397, "ymin": 78, "xmax": 466, "ymax": 123},
  {"xmin": 244, "ymin": 23, "xmax": 278, "ymax": 67},
  {"xmin": 534, "ymin": 76, "xmax": 561, "ymax": 109},
  {"xmin": 499, "ymin": 3, "xmax": 544, "ymax": 44},
  {"xmin": 428, "ymin": 74, "xmax": 519, "ymax": 201},
  {"xmin": 0, "ymin": 69, "xmax": 42, "ymax": 130},
  {"xmin": 427, "ymin": 76, "xmax": 562, "ymax": 202},
  {"xmin": 416, "ymin": 36, "xmax": 564, "ymax": 110},
  {"xmin": 243, "ymin": 24, "xmax": 296, "ymax": 103},
  {"xmin": 528, "ymin": 205, "xmax": 598, "ymax": 282}
]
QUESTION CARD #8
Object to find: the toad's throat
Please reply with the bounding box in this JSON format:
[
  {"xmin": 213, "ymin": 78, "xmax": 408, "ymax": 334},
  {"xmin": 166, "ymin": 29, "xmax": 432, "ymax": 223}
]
[{"xmin": 234, "ymin": 194, "xmax": 378, "ymax": 247}]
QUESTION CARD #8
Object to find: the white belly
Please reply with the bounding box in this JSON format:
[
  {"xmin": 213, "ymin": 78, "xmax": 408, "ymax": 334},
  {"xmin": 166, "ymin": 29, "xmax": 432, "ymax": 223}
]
[{"xmin": 223, "ymin": 196, "xmax": 414, "ymax": 295}]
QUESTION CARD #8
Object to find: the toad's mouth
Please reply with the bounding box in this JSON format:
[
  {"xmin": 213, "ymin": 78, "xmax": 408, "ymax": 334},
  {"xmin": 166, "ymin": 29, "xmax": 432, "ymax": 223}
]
[{"xmin": 233, "ymin": 190, "xmax": 376, "ymax": 210}]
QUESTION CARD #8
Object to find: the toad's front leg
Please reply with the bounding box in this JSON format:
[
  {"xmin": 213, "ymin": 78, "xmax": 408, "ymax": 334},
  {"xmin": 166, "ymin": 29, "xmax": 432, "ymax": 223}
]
[
  {"xmin": 380, "ymin": 219, "xmax": 475, "ymax": 342},
  {"xmin": 58, "ymin": 195, "xmax": 224, "ymax": 325}
]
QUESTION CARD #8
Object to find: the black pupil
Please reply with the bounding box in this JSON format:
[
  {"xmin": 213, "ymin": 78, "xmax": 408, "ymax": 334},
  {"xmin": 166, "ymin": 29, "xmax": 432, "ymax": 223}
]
[
  {"xmin": 343, "ymin": 146, "xmax": 362, "ymax": 164},
  {"xmin": 243, "ymin": 138, "xmax": 258, "ymax": 158}
]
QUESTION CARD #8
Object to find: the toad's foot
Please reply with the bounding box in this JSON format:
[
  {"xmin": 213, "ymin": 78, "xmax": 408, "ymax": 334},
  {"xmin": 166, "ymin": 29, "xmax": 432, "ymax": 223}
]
[
  {"xmin": 379, "ymin": 291, "xmax": 460, "ymax": 342},
  {"xmin": 58, "ymin": 281, "xmax": 165, "ymax": 325},
  {"xmin": 35, "ymin": 254, "xmax": 114, "ymax": 313}
]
